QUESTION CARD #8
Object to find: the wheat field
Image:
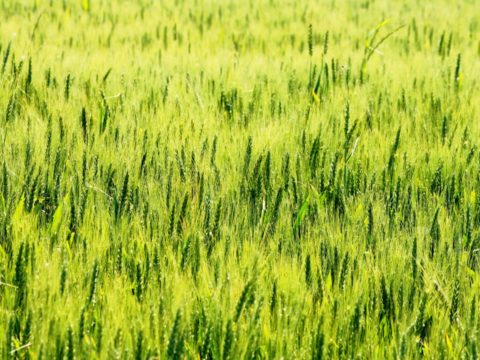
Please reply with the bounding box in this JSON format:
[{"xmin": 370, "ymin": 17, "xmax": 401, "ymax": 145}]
[{"xmin": 1, "ymin": 0, "xmax": 480, "ymax": 358}]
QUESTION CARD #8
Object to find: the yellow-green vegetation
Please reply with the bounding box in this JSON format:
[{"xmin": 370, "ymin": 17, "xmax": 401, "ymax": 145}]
[{"xmin": 1, "ymin": 0, "xmax": 480, "ymax": 358}]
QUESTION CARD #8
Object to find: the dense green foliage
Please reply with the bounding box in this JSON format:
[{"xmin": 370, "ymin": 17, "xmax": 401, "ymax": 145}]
[{"xmin": 1, "ymin": 0, "xmax": 480, "ymax": 358}]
